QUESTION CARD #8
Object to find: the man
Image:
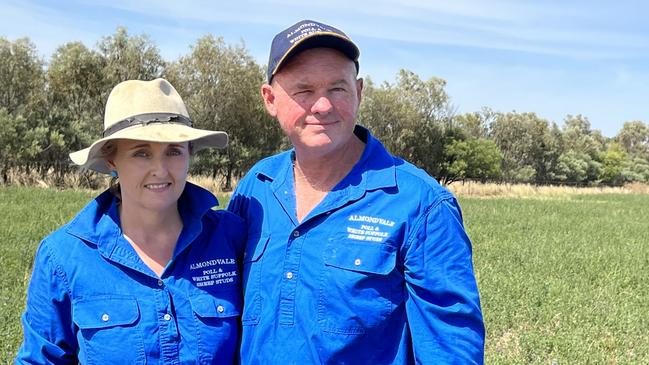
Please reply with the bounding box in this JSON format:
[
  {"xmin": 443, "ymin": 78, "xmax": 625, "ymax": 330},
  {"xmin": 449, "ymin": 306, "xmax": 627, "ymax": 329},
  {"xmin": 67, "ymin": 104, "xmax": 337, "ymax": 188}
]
[{"xmin": 228, "ymin": 19, "xmax": 485, "ymax": 364}]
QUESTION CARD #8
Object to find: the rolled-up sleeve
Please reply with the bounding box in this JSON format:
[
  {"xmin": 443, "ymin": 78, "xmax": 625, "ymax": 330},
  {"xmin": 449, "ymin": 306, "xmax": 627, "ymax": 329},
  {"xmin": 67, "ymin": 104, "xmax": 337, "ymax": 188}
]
[
  {"xmin": 16, "ymin": 241, "xmax": 77, "ymax": 364},
  {"xmin": 403, "ymin": 197, "xmax": 485, "ymax": 364}
]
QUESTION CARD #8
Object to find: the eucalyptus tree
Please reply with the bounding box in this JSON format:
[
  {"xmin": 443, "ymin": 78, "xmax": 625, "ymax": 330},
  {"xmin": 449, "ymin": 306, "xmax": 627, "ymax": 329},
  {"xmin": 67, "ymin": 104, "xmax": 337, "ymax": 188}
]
[
  {"xmin": 42, "ymin": 42, "xmax": 107, "ymax": 181},
  {"xmin": 0, "ymin": 37, "xmax": 45, "ymax": 116},
  {"xmin": 0, "ymin": 37, "xmax": 47, "ymax": 181},
  {"xmin": 490, "ymin": 111, "xmax": 552, "ymax": 183},
  {"xmin": 452, "ymin": 107, "xmax": 495, "ymax": 139},
  {"xmin": 166, "ymin": 35, "xmax": 282, "ymax": 189},
  {"xmin": 556, "ymin": 115, "xmax": 604, "ymax": 184},
  {"xmin": 358, "ymin": 70, "xmax": 455, "ymax": 181},
  {"xmin": 616, "ymin": 120, "xmax": 649, "ymax": 160},
  {"xmin": 97, "ymin": 27, "xmax": 165, "ymax": 87},
  {"xmin": 443, "ymin": 137, "xmax": 502, "ymax": 184}
]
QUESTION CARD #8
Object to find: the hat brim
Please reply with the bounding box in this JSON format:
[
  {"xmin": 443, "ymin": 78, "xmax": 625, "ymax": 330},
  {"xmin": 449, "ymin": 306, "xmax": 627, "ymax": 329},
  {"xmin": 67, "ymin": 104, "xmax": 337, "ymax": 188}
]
[{"xmin": 69, "ymin": 123, "xmax": 228, "ymax": 174}]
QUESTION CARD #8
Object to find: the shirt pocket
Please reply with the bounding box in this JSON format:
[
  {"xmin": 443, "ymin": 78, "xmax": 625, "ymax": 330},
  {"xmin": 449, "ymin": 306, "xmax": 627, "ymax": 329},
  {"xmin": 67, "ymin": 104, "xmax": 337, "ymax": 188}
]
[
  {"xmin": 318, "ymin": 241, "xmax": 399, "ymax": 334},
  {"xmin": 72, "ymin": 296, "xmax": 145, "ymax": 364},
  {"xmin": 241, "ymin": 234, "xmax": 270, "ymax": 325},
  {"xmin": 190, "ymin": 290, "xmax": 241, "ymax": 364}
]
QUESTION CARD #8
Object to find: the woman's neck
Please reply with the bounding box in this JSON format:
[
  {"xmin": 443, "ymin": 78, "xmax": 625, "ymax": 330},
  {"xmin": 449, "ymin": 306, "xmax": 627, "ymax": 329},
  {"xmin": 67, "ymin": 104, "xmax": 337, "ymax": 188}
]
[
  {"xmin": 119, "ymin": 202, "xmax": 182, "ymax": 236},
  {"xmin": 118, "ymin": 202, "xmax": 183, "ymax": 277}
]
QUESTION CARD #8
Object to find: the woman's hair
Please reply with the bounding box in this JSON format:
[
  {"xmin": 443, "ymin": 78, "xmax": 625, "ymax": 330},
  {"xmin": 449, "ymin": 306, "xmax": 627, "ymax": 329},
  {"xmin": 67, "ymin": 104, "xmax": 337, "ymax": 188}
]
[
  {"xmin": 100, "ymin": 141, "xmax": 121, "ymax": 200},
  {"xmin": 100, "ymin": 140, "xmax": 194, "ymax": 200}
]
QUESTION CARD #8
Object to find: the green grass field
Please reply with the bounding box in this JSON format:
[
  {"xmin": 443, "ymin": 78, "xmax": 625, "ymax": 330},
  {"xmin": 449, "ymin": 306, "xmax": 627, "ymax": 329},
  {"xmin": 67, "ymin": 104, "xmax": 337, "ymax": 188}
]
[{"xmin": 1, "ymin": 187, "xmax": 648, "ymax": 363}]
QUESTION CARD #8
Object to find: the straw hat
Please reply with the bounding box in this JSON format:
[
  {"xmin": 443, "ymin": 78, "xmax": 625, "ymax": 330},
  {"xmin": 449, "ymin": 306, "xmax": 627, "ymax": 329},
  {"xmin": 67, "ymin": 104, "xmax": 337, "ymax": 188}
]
[{"xmin": 69, "ymin": 78, "xmax": 228, "ymax": 174}]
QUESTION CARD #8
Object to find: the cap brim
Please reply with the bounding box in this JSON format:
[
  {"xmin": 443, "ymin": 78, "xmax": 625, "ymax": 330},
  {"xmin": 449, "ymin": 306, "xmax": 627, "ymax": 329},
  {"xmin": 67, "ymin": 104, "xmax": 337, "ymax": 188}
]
[{"xmin": 69, "ymin": 124, "xmax": 228, "ymax": 174}]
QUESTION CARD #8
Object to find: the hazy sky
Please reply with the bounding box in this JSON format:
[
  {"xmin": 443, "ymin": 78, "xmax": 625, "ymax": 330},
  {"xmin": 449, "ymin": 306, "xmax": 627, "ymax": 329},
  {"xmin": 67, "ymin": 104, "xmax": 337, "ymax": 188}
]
[{"xmin": 2, "ymin": 0, "xmax": 648, "ymax": 137}]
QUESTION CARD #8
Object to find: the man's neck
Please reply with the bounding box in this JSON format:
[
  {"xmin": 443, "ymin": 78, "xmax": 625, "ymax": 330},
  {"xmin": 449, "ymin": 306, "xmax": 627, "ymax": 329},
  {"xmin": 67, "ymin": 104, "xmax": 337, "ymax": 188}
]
[
  {"xmin": 293, "ymin": 134, "xmax": 365, "ymax": 222},
  {"xmin": 293, "ymin": 134, "xmax": 365, "ymax": 187}
]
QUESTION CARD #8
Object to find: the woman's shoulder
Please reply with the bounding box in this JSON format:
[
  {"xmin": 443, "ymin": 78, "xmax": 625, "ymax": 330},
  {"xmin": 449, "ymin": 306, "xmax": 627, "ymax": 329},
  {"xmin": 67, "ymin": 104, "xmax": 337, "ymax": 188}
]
[{"xmin": 37, "ymin": 191, "xmax": 115, "ymax": 265}]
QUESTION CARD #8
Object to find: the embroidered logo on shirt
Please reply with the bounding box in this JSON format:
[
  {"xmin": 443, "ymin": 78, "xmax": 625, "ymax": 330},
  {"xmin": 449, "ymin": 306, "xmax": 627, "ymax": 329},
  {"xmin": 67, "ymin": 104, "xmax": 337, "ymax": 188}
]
[
  {"xmin": 190, "ymin": 258, "xmax": 237, "ymax": 287},
  {"xmin": 346, "ymin": 215, "xmax": 395, "ymax": 243}
]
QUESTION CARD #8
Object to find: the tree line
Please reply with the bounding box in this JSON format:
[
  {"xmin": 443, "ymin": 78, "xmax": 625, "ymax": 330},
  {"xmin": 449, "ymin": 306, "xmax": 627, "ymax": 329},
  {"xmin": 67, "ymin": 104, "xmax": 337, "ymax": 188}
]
[{"xmin": 1, "ymin": 27, "xmax": 648, "ymax": 189}]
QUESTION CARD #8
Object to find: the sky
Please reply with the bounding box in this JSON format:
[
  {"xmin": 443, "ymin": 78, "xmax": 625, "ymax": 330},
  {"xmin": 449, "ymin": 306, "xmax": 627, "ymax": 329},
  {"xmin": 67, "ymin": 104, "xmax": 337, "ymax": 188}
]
[{"xmin": 2, "ymin": 0, "xmax": 648, "ymax": 137}]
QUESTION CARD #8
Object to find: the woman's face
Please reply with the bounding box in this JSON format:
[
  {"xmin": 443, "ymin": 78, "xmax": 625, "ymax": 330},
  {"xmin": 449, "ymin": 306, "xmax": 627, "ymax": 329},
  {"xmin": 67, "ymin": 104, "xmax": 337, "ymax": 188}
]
[{"xmin": 106, "ymin": 140, "xmax": 190, "ymax": 214}]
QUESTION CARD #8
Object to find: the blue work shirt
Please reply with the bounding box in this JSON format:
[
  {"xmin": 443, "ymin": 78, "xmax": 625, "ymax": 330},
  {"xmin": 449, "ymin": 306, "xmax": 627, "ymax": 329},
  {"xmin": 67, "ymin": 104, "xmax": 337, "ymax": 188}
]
[
  {"xmin": 16, "ymin": 182, "xmax": 244, "ymax": 364},
  {"xmin": 228, "ymin": 126, "xmax": 485, "ymax": 364}
]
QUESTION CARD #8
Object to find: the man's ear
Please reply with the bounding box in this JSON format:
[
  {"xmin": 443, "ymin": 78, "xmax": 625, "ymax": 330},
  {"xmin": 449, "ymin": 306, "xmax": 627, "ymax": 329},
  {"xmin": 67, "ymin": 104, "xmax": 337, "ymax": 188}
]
[
  {"xmin": 356, "ymin": 78, "xmax": 364, "ymax": 104},
  {"xmin": 261, "ymin": 83, "xmax": 278, "ymax": 117}
]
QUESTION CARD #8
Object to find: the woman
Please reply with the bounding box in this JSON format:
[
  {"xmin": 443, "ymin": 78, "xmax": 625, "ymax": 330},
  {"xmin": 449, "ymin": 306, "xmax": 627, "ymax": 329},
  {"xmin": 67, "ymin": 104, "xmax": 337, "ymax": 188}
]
[{"xmin": 16, "ymin": 78, "xmax": 244, "ymax": 364}]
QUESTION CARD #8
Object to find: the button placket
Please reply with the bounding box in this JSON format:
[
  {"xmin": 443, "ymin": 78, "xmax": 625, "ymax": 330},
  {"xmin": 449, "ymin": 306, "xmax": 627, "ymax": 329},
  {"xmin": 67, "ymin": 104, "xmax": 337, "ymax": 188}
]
[{"xmin": 279, "ymin": 225, "xmax": 304, "ymax": 325}]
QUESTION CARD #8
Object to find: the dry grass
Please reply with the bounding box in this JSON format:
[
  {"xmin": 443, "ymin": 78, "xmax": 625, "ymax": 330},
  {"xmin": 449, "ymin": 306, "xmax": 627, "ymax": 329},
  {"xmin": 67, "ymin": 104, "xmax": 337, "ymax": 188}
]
[
  {"xmin": 186, "ymin": 175, "xmax": 236, "ymax": 195},
  {"xmin": 447, "ymin": 181, "xmax": 649, "ymax": 198},
  {"xmin": 0, "ymin": 168, "xmax": 234, "ymax": 195},
  {"xmin": 0, "ymin": 168, "xmax": 108, "ymax": 191},
  {"xmin": 3, "ymin": 168, "xmax": 649, "ymax": 198}
]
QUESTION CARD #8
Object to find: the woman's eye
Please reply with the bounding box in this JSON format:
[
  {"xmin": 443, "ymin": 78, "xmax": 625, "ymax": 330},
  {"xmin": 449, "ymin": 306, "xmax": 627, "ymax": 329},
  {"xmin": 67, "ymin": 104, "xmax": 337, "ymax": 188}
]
[
  {"xmin": 168, "ymin": 148, "xmax": 183, "ymax": 156},
  {"xmin": 133, "ymin": 151, "xmax": 149, "ymax": 158}
]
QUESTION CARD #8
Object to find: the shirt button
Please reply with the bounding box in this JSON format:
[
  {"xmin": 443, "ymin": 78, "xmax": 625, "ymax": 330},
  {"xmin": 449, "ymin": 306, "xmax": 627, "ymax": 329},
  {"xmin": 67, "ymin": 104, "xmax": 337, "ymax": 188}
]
[
  {"xmin": 163, "ymin": 313, "xmax": 172, "ymax": 321},
  {"xmin": 217, "ymin": 305, "xmax": 225, "ymax": 313},
  {"xmin": 293, "ymin": 230, "xmax": 300, "ymax": 237},
  {"xmin": 157, "ymin": 279, "xmax": 164, "ymax": 287},
  {"xmin": 286, "ymin": 271, "xmax": 294, "ymax": 279},
  {"xmin": 354, "ymin": 258, "xmax": 362, "ymax": 266},
  {"xmin": 101, "ymin": 314, "xmax": 110, "ymax": 322}
]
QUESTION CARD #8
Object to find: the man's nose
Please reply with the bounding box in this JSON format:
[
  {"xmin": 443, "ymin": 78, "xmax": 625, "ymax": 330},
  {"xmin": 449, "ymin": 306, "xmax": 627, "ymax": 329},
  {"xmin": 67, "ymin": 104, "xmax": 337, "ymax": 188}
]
[{"xmin": 311, "ymin": 95, "xmax": 333, "ymax": 115}]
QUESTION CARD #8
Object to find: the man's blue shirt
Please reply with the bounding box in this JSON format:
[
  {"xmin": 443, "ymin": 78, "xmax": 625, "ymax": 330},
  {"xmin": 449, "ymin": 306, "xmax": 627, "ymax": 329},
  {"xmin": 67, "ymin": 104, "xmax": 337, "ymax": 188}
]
[
  {"xmin": 228, "ymin": 126, "xmax": 485, "ymax": 364},
  {"xmin": 17, "ymin": 182, "xmax": 244, "ymax": 364}
]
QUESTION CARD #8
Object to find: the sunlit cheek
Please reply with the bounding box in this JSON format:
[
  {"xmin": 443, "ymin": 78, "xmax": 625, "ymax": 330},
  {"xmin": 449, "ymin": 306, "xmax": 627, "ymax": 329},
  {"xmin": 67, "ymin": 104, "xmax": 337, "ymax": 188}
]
[
  {"xmin": 333, "ymin": 100, "xmax": 357, "ymax": 120},
  {"xmin": 279, "ymin": 105, "xmax": 308, "ymax": 131}
]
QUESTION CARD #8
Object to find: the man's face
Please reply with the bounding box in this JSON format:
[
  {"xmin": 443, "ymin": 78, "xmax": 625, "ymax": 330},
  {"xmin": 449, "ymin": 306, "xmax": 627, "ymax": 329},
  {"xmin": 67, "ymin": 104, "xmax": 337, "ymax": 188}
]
[{"xmin": 261, "ymin": 47, "xmax": 363, "ymax": 157}]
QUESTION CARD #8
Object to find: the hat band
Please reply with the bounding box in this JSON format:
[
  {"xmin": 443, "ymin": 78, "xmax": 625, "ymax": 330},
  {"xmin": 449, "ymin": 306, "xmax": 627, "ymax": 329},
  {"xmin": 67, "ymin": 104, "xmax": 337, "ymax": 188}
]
[{"xmin": 102, "ymin": 113, "xmax": 193, "ymax": 137}]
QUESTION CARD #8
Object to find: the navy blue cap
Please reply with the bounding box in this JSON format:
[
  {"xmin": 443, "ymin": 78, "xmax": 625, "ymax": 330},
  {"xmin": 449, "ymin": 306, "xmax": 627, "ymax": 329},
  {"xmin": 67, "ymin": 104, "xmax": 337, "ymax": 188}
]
[{"xmin": 266, "ymin": 20, "xmax": 360, "ymax": 83}]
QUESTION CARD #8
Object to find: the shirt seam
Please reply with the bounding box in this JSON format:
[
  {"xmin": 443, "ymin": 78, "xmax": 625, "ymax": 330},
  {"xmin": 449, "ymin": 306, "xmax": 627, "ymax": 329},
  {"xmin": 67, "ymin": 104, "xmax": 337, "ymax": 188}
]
[
  {"xmin": 40, "ymin": 238, "xmax": 73, "ymax": 298},
  {"xmin": 403, "ymin": 193, "xmax": 454, "ymax": 253}
]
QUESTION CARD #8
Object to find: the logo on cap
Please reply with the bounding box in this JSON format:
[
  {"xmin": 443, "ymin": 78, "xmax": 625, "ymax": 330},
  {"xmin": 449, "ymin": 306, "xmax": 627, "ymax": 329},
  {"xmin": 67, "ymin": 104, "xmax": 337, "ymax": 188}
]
[{"xmin": 266, "ymin": 19, "xmax": 360, "ymax": 83}]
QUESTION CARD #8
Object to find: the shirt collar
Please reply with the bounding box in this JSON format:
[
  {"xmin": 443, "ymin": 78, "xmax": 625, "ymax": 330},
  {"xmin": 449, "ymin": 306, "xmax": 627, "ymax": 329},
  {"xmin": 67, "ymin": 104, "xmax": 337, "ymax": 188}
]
[
  {"xmin": 257, "ymin": 125, "xmax": 397, "ymax": 216},
  {"xmin": 65, "ymin": 182, "xmax": 218, "ymax": 257},
  {"xmin": 351, "ymin": 125, "xmax": 397, "ymax": 192}
]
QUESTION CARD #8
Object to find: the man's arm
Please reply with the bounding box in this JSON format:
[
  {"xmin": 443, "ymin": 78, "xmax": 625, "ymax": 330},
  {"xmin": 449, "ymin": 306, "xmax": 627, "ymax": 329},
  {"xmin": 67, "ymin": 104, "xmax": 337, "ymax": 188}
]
[{"xmin": 403, "ymin": 197, "xmax": 485, "ymax": 364}]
